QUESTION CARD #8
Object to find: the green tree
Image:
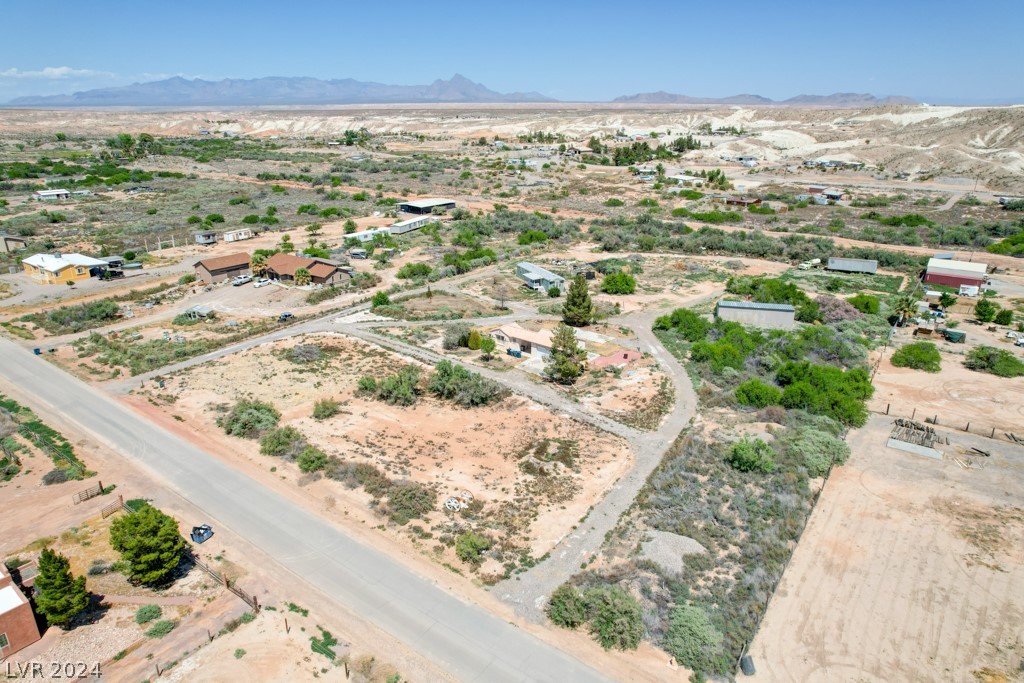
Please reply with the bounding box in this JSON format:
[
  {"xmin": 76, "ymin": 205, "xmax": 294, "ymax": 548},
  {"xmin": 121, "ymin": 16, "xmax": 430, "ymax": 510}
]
[
  {"xmin": 294, "ymin": 267, "xmax": 311, "ymax": 286},
  {"xmin": 479, "ymin": 337, "xmax": 496, "ymax": 360},
  {"xmin": 546, "ymin": 323, "xmax": 586, "ymax": 384},
  {"xmin": 34, "ymin": 549, "xmax": 90, "ymax": 627},
  {"xmin": 890, "ymin": 342, "xmax": 942, "ymax": 372},
  {"xmin": 250, "ymin": 253, "xmax": 268, "ymax": 276},
  {"xmin": 371, "ymin": 291, "xmax": 391, "ymax": 308},
  {"xmin": 975, "ymin": 298, "xmax": 997, "ymax": 322},
  {"xmin": 109, "ymin": 505, "xmax": 186, "ymax": 585},
  {"xmin": 892, "ymin": 295, "xmax": 916, "ymax": 326},
  {"xmin": 994, "ymin": 309, "xmax": 1014, "ymax": 326},
  {"xmin": 938, "ymin": 292, "xmax": 958, "ymax": 310},
  {"xmin": 585, "ymin": 586, "xmax": 644, "ymax": 651},
  {"xmin": 547, "ymin": 584, "xmax": 588, "ymax": 628},
  {"xmin": 305, "ymin": 223, "xmax": 323, "ymax": 238},
  {"xmin": 278, "ymin": 233, "xmax": 295, "ymax": 253},
  {"xmin": 467, "ymin": 330, "xmax": 482, "ymax": 350},
  {"xmin": 663, "ymin": 604, "xmax": 723, "ymax": 674},
  {"xmin": 735, "ymin": 379, "xmax": 782, "ymax": 408},
  {"xmin": 601, "ymin": 272, "xmax": 636, "ymax": 295},
  {"xmin": 726, "ymin": 438, "xmax": 776, "ymax": 473},
  {"xmin": 455, "ymin": 531, "xmax": 491, "ymax": 565},
  {"xmin": 343, "ymin": 219, "xmax": 357, "ymax": 234},
  {"xmin": 562, "ymin": 274, "xmax": 595, "ymax": 327}
]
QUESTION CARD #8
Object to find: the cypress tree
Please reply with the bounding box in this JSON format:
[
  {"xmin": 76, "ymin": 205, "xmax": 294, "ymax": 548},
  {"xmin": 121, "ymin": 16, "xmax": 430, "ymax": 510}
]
[
  {"xmin": 562, "ymin": 274, "xmax": 595, "ymax": 327},
  {"xmin": 35, "ymin": 548, "xmax": 90, "ymax": 626}
]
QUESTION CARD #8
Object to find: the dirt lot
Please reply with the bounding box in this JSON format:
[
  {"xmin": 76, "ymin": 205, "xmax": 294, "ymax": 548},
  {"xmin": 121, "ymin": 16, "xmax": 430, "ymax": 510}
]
[
  {"xmin": 746, "ymin": 414, "xmax": 1024, "ymax": 682},
  {"xmin": 870, "ymin": 337, "xmax": 1024, "ymax": 435},
  {"xmin": 132, "ymin": 333, "xmax": 632, "ymax": 577}
]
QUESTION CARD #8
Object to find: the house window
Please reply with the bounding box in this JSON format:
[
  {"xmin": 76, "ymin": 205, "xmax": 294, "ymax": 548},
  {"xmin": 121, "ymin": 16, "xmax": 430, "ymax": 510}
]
[
  {"xmin": 0, "ymin": 632, "xmax": 8, "ymax": 649},
  {"xmin": 76, "ymin": 268, "xmax": 85, "ymax": 274}
]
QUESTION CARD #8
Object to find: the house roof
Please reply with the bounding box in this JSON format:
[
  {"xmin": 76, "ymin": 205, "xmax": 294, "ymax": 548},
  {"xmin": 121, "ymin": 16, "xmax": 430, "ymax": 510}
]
[
  {"xmin": 0, "ymin": 584, "xmax": 26, "ymax": 615},
  {"xmin": 186, "ymin": 305, "xmax": 213, "ymax": 316},
  {"xmin": 266, "ymin": 252, "xmax": 315, "ymax": 277},
  {"xmin": 193, "ymin": 252, "xmax": 250, "ymax": 272},
  {"xmin": 1, "ymin": 234, "xmax": 28, "ymax": 242},
  {"xmin": 399, "ymin": 197, "xmax": 455, "ymax": 209},
  {"xmin": 33, "ymin": 188, "xmax": 70, "ymax": 196},
  {"xmin": 308, "ymin": 262, "xmax": 337, "ymax": 279},
  {"xmin": 926, "ymin": 257, "xmax": 986, "ymax": 276},
  {"xmin": 23, "ymin": 253, "xmax": 106, "ymax": 272},
  {"xmin": 591, "ymin": 350, "xmax": 643, "ymax": 369},
  {"xmin": 718, "ymin": 300, "xmax": 795, "ymax": 312},
  {"xmin": 517, "ymin": 262, "xmax": 563, "ymax": 282},
  {"xmin": 493, "ymin": 323, "xmax": 553, "ymax": 348}
]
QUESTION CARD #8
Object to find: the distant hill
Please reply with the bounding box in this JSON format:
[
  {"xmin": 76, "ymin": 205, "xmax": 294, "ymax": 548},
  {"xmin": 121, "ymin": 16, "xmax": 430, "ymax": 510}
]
[
  {"xmin": 612, "ymin": 91, "xmax": 774, "ymax": 105},
  {"xmin": 6, "ymin": 74, "xmax": 555, "ymax": 106},
  {"xmin": 613, "ymin": 91, "xmax": 916, "ymax": 107}
]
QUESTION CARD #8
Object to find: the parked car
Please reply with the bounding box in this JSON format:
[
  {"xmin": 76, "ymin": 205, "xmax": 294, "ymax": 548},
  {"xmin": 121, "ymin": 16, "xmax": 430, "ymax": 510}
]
[
  {"xmin": 190, "ymin": 524, "xmax": 213, "ymax": 543},
  {"xmin": 232, "ymin": 275, "xmax": 253, "ymax": 286},
  {"xmin": 253, "ymin": 278, "xmax": 271, "ymax": 288},
  {"xmin": 278, "ymin": 312, "xmax": 294, "ymax": 323}
]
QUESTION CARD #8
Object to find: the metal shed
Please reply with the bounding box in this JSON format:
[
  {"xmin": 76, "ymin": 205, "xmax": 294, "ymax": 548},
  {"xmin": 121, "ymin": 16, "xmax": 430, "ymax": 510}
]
[
  {"xmin": 826, "ymin": 257, "xmax": 878, "ymax": 274},
  {"xmin": 715, "ymin": 300, "xmax": 796, "ymax": 330}
]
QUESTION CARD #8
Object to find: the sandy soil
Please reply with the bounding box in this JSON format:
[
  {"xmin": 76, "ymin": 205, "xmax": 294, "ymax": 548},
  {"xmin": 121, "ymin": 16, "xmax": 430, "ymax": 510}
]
[
  {"xmin": 133, "ymin": 333, "xmax": 632, "ymax": 567},
  {"xmin": 746, "ymin": 415, "xmax": 1024, "ymax": 682}
]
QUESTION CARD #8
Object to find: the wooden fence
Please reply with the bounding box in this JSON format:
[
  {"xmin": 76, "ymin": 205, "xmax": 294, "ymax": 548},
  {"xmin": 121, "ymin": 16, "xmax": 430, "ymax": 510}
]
[
  {"xmin": 72, "ymin": 481, "xmax": 105, "ymax": 504},
  {"xmin": 18, "ymin": 425, "xmax": 84, "ymax": 475},
  {"xmin": 872, "ymin": 403, "xmax": 1023, "ymax": 443},
  {"xmin": 101, "ymin": 495, "xmax": 126, "ymax": 519},
  {"xmin": 184, "ymin": 549, "xmax": 260, "ymax": 613}
]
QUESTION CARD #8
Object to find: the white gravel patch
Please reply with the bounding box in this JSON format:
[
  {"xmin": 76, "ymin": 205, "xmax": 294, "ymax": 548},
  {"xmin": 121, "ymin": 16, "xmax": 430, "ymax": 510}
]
[{"xmin": 640, "ymin": 531, "xmax": 707, "ymax": 575}]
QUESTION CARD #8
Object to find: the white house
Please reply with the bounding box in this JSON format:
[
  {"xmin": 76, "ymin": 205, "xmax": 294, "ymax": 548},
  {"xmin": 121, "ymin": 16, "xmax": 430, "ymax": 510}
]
[
  {"xmin": 222, "ymin": 228, "xmax": 254, "ymax": 243},
  {"xmin": 516, "ymin": 262, "xmax": 565, "ymax": 293},
  {"xmin": 32, "ymin": 189, "xmax": 71, "ymax": 201},
  {"xmin": 348, "ymin": 227, "xmax": 392, "ymax": 243}
]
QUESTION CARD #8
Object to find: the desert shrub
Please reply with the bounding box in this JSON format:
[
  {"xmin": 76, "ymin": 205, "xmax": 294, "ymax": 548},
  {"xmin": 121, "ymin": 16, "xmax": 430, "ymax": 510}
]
[
  {"xmin": 890, "ymin": 342, "xmax": 941, "ymax": 372},
  {"xmin": 259, "ymin": 426, "xmax": 306, "ymax": 458},
  {"xmin": 42, "ymin": 468, "xmax": 69, "ymax": 485},
  {"xmin": 547, "ymin": 584, "xmax": 589, "ymax": 629},
  {"xmin": 735, "ymin": 379, "xmax": 782, "ymax": 408},
  {"xmin": 467, "ymin": 330, "xmax": 482, "ymax": 350},
  {"xmin": 325, "ymin": 461, "xmax": 392, "ymax": 498},
  {"xmin": 585, "ymin": 586, "xmax": 644, "ymax": 651},
  {"xmin": 965, "ymin": 346, "xmax": 1024, "ymax": 378},
  {"xmin": 601, "ymin": 271, "xmax": 637, "ymax": 294},
  {"xmin": 371, "ymin": 291, "xmax": 391, "ymax": 308},
  {"xmin": 135, "ymin": 604, "xmax": 162, "ymax": 624},
  {"xmin": 386, "ymin": 482, "xmax": 435, "ymax": 525},
  {"xmin": 776, "ymin": 361, "xmax": 873, "ymax": 426},
  {"xmin": 218, "ymin": 399, "xmax": 280, "ymax": 438},
  {"xmin": 663, "ymin": 604, "xmax": 723, "ymax": 674},
  {"xmin": 442, "ymin": 323, "xmax": 472, "ymax": 350},
  {"xmin": 145, "ymin": 620, "xmax": 176, "ymax": 638},
  {"xmin": 297, "ymin": 446, "xmax": 329, "ymax": 473},
  {"xmin": 815, "ymin": 295, "xmax": 863, "ymax": 323},
  {"xmin": 396, "ymin": 263, "xmax": 432, "ymax": 279},
  {"xmin": 603, "ymin": 198, "xmax": 625, "ymax": 207},
  {"xmin": 372, "ymin": 366, "xmax": 421, "ymax": 406},
  {"xmin": 518, "ymin": 229, "xmax": 549, "ymax": 245},
  {"xmin": 312, "ymin": 398, "xmax": 339, "ymax": 420},
  {"xmin": 290, "ymin": 344, "xmax": 323, "ymax": 363},
  {"xmin": 726, "ymin": 438, "xmax": 776, "ymax": 473},
  {"xmin": 356, "ymin": 376, "xmax": 377, "ymax": 394},
  {"xmin": 782, "ymin": 427, "xmax": 851, "ymax": 477},
  {"xmin": 847, "ymin": 293, "xmax": 880, "ymax": 314},
  {"xmin": 653, "ymin": 308, "xmax": 711, "ymax": 342},
  {"xmin": 177, "ymin": 274, "xmax": 197, "ymax": 285},
  {"xmin": 454, "ymin": 531, "xmax": 491, "ymax": 565},
  {"xmin": 427, "ymin": 360, "xmax": 507, "ymax": 407}
]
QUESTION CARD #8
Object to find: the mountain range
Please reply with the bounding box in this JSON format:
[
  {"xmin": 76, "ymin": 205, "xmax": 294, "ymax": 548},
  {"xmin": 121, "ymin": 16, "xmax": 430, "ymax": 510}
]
[
  {"xmin": 6, "ymin": 74, "xmax": 555, "ymax": 107},
  {"xmin": 612, "ymin": 91, "xmax": 916, "ymax": 106},
  {"xmin": 5, "ymin": 75, "xmax": 915, "ymax": 107}
]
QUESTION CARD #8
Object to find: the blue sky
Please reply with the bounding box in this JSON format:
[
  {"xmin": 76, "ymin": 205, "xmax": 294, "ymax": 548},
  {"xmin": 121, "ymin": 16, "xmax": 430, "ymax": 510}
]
[{"xmin": 1, "ymin": 0, "xmax": 1022, "ymax": 103}]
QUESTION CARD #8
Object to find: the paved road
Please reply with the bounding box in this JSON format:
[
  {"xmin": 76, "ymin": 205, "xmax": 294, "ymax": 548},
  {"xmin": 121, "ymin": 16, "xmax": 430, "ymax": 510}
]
[{"xmin": 0, "ymin": 336, "xmax": 612, "ymax": 683}]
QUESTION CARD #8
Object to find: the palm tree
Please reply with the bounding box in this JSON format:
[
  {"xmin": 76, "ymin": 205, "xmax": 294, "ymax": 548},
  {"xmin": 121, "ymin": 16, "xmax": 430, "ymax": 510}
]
[
  {"xmin": 294, "ymin": 267, "xmax": 311, "ymax": 286},
  {"xmin": 893, "ymin": 294, "xmax": 916, "ymax": 326},
  {"xmin": 250, "ymin": 253, "xmax": 267, "ymax": 276}
]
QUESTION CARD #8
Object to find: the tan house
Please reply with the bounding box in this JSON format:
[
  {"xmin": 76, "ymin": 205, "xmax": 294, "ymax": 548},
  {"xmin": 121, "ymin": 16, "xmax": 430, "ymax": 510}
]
[
  {"xmin": 193, "ymin": 252, "xmax": 251, "ymax": 283},
  {"xmin": 22, "ymin": 253, "xmax": 106, "ymax": 284},
  {"xmin": 491, "ymin": 324, "xmax": 556, "ymax": 358},
  {"xmin": 1, "ymin": 234, "xmax": 28, "ymax": 253},
  {"xmin": 0, "ymin": 564, "xmax": 41, "ymax": 658},
  {"xmin": 265, "ymin": 253, "xmax": 344, "ymax": 285}
]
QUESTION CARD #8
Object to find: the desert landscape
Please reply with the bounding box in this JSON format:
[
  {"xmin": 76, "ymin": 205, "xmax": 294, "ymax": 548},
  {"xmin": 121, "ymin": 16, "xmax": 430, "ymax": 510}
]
[{"xmin": 2, "ymin": 53, "xmax": 1024, "ymax": 683}]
